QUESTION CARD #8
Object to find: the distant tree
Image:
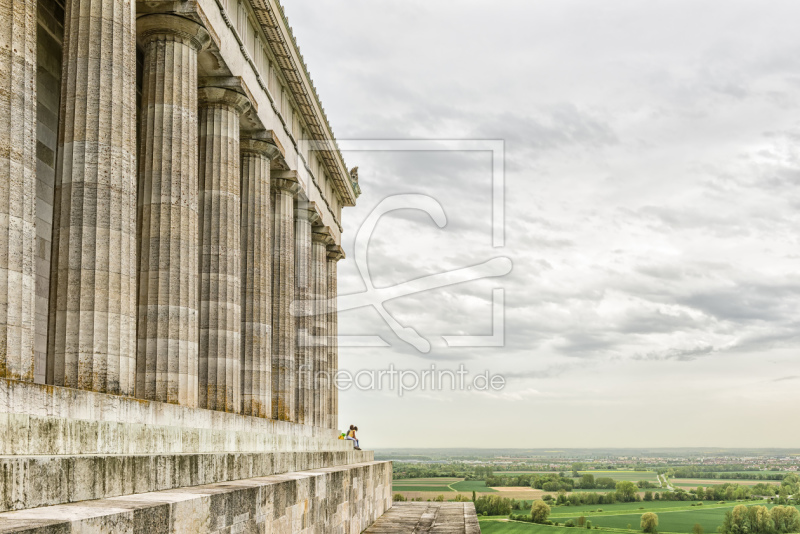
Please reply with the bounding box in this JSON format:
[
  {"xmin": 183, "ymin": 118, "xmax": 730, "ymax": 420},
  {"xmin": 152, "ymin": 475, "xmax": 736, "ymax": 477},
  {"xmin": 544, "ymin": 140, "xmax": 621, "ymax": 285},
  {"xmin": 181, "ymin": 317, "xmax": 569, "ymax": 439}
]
[
  {"xmin": 771, "ymin": 505, "xmax": 800, "ymax": 534},
  {"xmin": 433, "ymin": 494, "xmax": 445, "ymax": 502},
  {"xmin": 696, "ymin": 487, "xmax": 704, "ymax": 501},
  {"xmin": 572, "ymin": 463, "xmax": 586, "ymax": 477},
  {"xmin": 582, "ymin": 474, "xmax": 596, "ymax": 489},
  {"xmin": 578, "ymin": 516, "xmax": 586, "ymax": 527},
  {"xmin": 617, "ymin": 481, "xmax": 638, "ymax": 502},
  {"xmin": 393, "ymin": 493, "xmax": 407, "ymax": 502},
  {"xmin": 597, "ymin": 477, "xmax": 617, "ymax": 489},
  {"xmin": 586, "ymin": 521, "xmax": 592, "ymax": 529},
  {"xmin": 472, "ymin": 490, "xmax": 476, "ymax": 502},
  {"xmin": 654, "ymin": 493, "xmax": 661, "ymax": 501},
  {"xmin": 644, "ymin": 491, "xmax": 653, "ymax": 502},
  {"xmin": 530, "ymin": 500, "xmax": 552, "ymax": 524},
  {"xmin": 641, "ymin": 512, "xmax": 658, "ymax": 534},
  {"xmin": 692, "ymin": 524, "xmax": 703, "ymax": 534}
]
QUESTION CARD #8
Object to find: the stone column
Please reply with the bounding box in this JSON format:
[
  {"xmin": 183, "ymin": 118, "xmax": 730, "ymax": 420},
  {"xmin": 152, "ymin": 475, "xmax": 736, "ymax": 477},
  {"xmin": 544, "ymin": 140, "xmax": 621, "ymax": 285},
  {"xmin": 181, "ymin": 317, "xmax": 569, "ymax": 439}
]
[
  {"xmin": 240, "ymin": 134, "xmax": 281, "ymax": 418},
  {"xmin": 326, "ymin": 245, "xmax": 344, "ymax": 430},
  {"xmin": 294, "ymin": 202, "xmax": 318, "ymax": 425},
  {"xmin": 136, "ymin": 15, "xmax": 210, "ymax": 406},
  {"xmin": 197, "ymin": 86, "xmax": 250, "ymax": 413},
  {"xmin": 311, "ymin": 227, "xmax": 333, "ymax": 427},
  {"xmin": 0, "ymin": 0, "xmax": 36, "ymax": 381},
  {"xmin": 271, "ymin": 171, "xmax": 300, "ymax": 421},
  {"xmin": 47, "ymin": 0, "xmax": 137, "ymax": 394}
]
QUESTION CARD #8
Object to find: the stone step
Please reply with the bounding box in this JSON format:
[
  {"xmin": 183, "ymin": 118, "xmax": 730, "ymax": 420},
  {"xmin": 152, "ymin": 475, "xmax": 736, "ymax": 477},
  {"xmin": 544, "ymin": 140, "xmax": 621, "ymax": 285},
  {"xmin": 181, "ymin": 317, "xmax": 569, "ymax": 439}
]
[
  {"xmin": 0, "ymin": 460, "xmax": 392, "ymax": 533},
  {"xmin": 0, "ymin": 449, "xmax": 373, "ymax": 513}
]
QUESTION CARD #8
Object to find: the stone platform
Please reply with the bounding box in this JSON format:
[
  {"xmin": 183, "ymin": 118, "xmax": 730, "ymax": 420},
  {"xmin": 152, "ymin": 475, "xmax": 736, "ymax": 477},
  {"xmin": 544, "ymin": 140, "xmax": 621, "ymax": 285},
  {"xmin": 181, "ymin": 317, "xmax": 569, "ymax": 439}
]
[
  {"xmin": 364, "ymin": 502, "xmax": 480, "ymax": 533},
  {"xmin": 0, "ymin": 460, "xmax": 392, "ymax": 533},
  {"xmin": 0, "ymin": 379, "xmax": 381, "ymax": 515}
]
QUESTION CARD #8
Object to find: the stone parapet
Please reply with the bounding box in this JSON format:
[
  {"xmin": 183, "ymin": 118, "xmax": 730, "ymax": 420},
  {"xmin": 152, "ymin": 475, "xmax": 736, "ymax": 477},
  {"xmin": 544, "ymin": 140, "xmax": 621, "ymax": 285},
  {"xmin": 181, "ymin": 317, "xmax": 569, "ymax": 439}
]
[
  {"xmin": 0, "ymin": 379, "xmax": 349, "ymax": 456},
  {"xmin": 0, "ymin": 460, "xmax": 392, "ymax": 533},
  {"xmin": 0, "ymin": 450, "xmax": 373, "ymax": 512}
]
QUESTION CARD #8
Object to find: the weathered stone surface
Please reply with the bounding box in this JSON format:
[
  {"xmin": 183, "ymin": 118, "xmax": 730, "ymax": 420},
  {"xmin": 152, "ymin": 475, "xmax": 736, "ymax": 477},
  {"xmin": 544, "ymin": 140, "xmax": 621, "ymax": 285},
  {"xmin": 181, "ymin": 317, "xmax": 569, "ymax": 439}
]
[
  {"xmin": 294, "ymin": 202, "xmax": 318, "ymax": 426},
  {"xmin": 197, "ymin": 86, "xmax": 250, "ymax": 414},
  {"xmin": 0, "ymin": 0, "xmax": 37, "ymax": 383},
  {"xmin": 271, "ymin": 171, "xmax": 301, "ymax": 422},
  {"xmin": 0, "ymin": 379, "xmax": 351, "ymax": 457},
  {"xmin": 240, "ymin": 135, "xmax": 280, "ymax": 419},
  {"xmin": 0, "ymin": 450, "xmax": 373, "ymax": 512},
  {"xmin": 47, "ymin": 0, "xmax": 138, "ymax": 396},
  {"xmin": 0, "ymin": 461, "xmax": 391, "ymax": 533},
  {"xmin": 135, "ymin": 15, "xmax": 210, "ymax": 408},
  {"xmin": 311, "ymin": 227, "xmax": 332, "ymax": 428},
  {"xmin": 364, "ymin": 502, "xmax": 481, "ymax": 533}
]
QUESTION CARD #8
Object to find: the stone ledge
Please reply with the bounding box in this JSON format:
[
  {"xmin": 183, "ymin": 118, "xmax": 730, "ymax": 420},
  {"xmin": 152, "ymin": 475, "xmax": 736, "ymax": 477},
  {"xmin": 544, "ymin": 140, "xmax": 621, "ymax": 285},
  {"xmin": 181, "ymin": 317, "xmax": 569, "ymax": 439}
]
[
  {"xmin": 0, "ymin": 379, "xmax": 347, "ymax": 455},
  {"xmin": 0, "ymin": 461, "xmax": 392, "ymax": 533},
  {"xmin": 0, "ymin": 450, "xmax": 373, "ymax": 512}
]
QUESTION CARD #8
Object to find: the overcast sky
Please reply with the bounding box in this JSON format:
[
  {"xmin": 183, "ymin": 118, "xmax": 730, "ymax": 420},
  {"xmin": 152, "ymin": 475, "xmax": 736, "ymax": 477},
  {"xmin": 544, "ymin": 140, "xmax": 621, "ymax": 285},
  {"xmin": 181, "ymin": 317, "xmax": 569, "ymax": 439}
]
[{"xmin": 282, "ymin": 0, "xmax": 800, "ymax": 449}]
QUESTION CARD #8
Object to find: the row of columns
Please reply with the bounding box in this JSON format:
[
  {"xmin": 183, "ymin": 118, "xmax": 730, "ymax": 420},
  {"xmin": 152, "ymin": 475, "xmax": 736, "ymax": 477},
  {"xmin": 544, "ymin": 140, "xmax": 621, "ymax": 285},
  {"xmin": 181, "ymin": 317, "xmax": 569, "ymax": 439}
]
[{"xmin": 0, "ymin": 4, "xmax": 341, "ymax": 427}]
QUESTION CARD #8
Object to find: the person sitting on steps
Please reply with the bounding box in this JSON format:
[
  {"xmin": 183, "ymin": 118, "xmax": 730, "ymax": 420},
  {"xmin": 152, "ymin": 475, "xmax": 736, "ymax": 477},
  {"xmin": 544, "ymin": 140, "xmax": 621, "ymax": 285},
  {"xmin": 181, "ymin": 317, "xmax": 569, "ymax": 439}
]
[{"xmin": 346, "ymin": 425, "xmax": 361, "ymax": 450}]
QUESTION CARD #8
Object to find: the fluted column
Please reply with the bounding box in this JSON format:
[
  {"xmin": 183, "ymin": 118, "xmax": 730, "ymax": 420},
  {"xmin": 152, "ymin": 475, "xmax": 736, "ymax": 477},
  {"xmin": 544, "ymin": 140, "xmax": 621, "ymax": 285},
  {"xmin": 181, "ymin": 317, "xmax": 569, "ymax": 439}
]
[
  {"xmin": 326, "ymin": 245, "xmax": 344, "ymax": 429},
  {"xmin": 136, "ymin": 15, "xmax": 210, "ymax": 406},
  {"xmin": 311, "ymin": 227, "xmax": 333, "ymax": 427},
  {"xmin": 47, "ymin": 0, "xmax": 137, "ymax": 393},
  {"xmin": 294, "ymin": 202, "xmax": 318, "ymax": 424},
  {"xmin": 240, "ymin": 135, "xmax": 280, "ymax": 418},
  {"xmin": 0, "ymin": 0, "xmax": 36, "ymax": 381},
  {"xmin": 271, "ymin": 171, "xmax": 300, "ymax": 421},
  {"xmin": 197, "ymin": 86, "xmax": 250, "ymax": 413}
]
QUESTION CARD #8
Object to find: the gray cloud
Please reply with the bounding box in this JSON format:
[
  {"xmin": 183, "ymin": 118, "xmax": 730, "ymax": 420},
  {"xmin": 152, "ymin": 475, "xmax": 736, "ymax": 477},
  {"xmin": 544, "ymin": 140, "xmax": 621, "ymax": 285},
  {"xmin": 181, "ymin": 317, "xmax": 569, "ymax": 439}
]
[{"xmin": 284, "ymin": 0, "xmax": 800, "ymax": 447}]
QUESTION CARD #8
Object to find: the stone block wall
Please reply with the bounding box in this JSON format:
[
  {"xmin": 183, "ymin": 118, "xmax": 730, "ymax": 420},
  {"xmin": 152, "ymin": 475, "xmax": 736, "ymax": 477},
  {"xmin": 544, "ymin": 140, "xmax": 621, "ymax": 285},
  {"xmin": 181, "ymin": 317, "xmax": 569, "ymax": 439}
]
[{"xmin": 0, "ymin": 460, "xmax": 392, "ymax": 533}]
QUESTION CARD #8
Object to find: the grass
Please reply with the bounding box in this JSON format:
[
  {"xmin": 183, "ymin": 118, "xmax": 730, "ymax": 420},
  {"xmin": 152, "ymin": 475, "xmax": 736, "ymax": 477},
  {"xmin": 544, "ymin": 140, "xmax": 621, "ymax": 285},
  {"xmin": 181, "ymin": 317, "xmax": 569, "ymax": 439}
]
[
  {"xmin": 452, "ymin": 480, "xmax": 498, "ymax": 492},
  {"xmin": 479, "ymin": 502, "xmax": 799, "ymax": 534},
  {"xmin": 392, "ymin": 477, "xmax": 463, "ymax": 492},
  {"xmin": 670, "ymin": 479, "xmax": 779, "ymax": 488},
  {"xmin": 479, "ymin": 521, "xmax": 569, "ymax": 533}
]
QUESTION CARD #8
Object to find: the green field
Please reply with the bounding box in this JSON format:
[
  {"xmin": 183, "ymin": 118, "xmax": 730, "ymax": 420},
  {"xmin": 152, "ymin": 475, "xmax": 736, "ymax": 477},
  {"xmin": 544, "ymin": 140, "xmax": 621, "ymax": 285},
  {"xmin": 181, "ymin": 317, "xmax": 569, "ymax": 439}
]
[
  {"xmin": 451, "ymin": 480, "xmax": 497, "ymax": 492},
  {"xmin": 478, "ymin": 500, "xmax": 798, "ymax": 534},
  {"xmin": 392, "ymin": 477, "xmax": 499, "ymax": 494},
  {"xmin": 479, "ymin": 521, "xmax": 567, "ymax": 533},
  {"xmin": 391, "ymin": 477, "xmax": 462, "ymax": 492},
  {"xmin": 550, "ymin": 502, "xmax": 796, "ymax": 534},
  {"xmin": 549, "ymin": 501, "xmax": 729, "ymax": 516}
]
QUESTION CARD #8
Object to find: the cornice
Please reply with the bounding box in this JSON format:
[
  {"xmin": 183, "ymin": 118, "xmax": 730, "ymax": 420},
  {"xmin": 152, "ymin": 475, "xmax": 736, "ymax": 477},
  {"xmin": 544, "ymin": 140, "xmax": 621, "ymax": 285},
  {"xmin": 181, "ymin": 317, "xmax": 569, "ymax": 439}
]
[{"xmin": 246, "ymin": 0, "xmax": 359, "ymax": 207}]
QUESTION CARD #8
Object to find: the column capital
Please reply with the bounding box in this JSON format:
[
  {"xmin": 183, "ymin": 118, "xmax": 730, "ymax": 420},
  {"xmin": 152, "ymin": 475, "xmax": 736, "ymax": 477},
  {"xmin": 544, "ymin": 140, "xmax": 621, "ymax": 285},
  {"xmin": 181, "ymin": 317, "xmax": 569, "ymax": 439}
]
[
  {"xmin": 137, "ymin": 14, "xmax": 211, "ymax": 51},
  {"xmin": 271, "ymin": 170, "xmax": 302, "ymax": 196},
  {"xmin": 197, "ymin": 86, "xmax": 251, "ymax": 115},
  {"xmin": 327, "ymin": 245, "xmax": 345, "ymax": 262},
  {"xmin": 241, "ymin": 130, "xmax": 285, "ymax": 161},
  {"xmin": 295, "ymin": 201, "xmax": 320, "ymax": 225},
  {"xmin": 312, "ymin": 226, "xmax": 335, "ymax": 246}
]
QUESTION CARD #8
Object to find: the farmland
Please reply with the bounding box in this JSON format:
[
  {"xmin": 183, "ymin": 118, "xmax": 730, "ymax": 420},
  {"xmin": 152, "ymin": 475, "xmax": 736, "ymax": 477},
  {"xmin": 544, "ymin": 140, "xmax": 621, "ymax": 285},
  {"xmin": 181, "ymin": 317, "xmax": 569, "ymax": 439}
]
[
  {"xmin": 671, "ymin": 478, "xmax": 779, "ymax": 488},
  {"xmin": 479, "ymin": 500, "xmax": 799, "ymax": 534},
  {"xmin": 391, "ymin": 477, "xmax": 462, "ymax": 493}
]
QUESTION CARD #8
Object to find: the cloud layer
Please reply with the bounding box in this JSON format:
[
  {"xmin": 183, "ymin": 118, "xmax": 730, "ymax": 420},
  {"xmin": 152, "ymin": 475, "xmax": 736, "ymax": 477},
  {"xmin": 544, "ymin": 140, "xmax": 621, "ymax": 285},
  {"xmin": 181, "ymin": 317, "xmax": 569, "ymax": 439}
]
[{"xmin": 282, "ymin": 0, "xmax": 800, "ymax": 448}]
